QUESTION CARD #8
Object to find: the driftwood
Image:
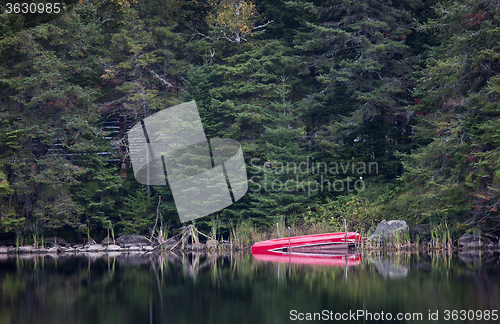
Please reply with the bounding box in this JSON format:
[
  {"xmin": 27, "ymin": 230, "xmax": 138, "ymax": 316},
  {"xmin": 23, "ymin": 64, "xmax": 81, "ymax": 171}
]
[
  {"xmin": 150, "ymin": 225, "xmax": 215, "ymax": 252},
  {"xmin": 151, "ymin": 233, "xmax": 181, "ymax": 252}
]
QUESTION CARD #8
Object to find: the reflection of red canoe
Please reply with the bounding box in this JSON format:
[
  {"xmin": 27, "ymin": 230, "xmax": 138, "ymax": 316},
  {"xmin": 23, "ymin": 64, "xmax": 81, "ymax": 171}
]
[
  {"xmin": 251, "ymin": 232, "xmax": 362, "ymax": 254},
  {"xmin": 252, "ymin": 249, "xmax": 362, "ymax": 266}
]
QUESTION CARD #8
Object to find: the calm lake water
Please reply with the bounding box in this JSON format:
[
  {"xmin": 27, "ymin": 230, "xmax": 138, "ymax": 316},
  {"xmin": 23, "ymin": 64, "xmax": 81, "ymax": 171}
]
[{"xmin": 0, "ymin": 251, "xmax": 499, "ymax": 324}]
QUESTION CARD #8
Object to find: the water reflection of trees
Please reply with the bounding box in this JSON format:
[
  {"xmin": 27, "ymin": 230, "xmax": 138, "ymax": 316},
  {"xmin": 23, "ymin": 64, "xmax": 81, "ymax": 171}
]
[{"xmin": 0, "ymin": 251, "xmax": 499, "ymax": 324}]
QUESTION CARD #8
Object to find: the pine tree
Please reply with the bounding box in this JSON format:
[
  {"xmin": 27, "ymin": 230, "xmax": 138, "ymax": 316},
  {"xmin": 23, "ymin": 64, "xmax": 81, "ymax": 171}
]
[
  {"xmin": 183, "ymin": 34, "xmax": 309, "ymax": 227},
  {"xmin": 0, "ymin": 2, "xmax": 124, "ymax": 239},
  {"xmin": 401, "ymin": 0, "xmax": 500, "ymax": 231},
  {"xmin": 290, "ymin": 0, "xmax": 416, "ymax": 180}
]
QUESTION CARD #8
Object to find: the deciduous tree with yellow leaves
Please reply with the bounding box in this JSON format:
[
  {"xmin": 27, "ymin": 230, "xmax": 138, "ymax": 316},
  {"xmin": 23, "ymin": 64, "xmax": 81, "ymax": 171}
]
[{"xmin": 207, "ymin": 0, "xmax": 257, "ymax": 43}]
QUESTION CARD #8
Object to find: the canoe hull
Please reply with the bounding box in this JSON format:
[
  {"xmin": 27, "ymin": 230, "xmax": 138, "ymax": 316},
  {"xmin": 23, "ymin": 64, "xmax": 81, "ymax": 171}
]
[{"xmin": 251, "ymin": 232, "xmax": 362, "ymax": 254}]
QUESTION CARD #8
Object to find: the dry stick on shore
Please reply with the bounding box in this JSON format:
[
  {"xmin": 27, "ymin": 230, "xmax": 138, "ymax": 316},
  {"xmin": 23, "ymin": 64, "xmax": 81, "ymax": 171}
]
[
  {"xmin": 192, "ymin": 226, "xmax": 213, "ymax": 241},
  {"xmin": 170, "ymin": 229, "xmax": 191, "ymax": 251},
  {"xmin": 156, "ymin": 226, "xmax": 195, "ymax": 252},
  {"xmin": 151, "ymin": 232, "xmax": 182, "ymax": 252},
  {"xmin": 150, "ymin": 224, "xmax": 217, "ymax": 252},
  {"xmin": 170, "ymin": 225, "xmax": 213, "ymax": 251}
]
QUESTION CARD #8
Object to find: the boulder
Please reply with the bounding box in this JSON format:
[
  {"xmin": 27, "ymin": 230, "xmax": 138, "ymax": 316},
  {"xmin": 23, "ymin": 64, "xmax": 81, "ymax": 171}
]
[
  {"xmin": 0, "ymin": 246, "xmax": 8, "ymax": 254},
  {"xmin": 101, "ymin": 237, "xmax": 116, "ymax": 246},
  {"xmin": 368, "ymin": 220, "xmax": 409, "ymax": 242},
  {"xmin": 115, "ymin": 234, "xmax": 152, "ymax": 247},
  {"xmin": 459, "ymin": 233, "xmax": 498, "ymax": 249}
]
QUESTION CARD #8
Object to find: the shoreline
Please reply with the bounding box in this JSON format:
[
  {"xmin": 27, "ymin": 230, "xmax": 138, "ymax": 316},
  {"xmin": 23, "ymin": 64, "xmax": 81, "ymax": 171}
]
[{"xmin": 1, "ymin": 241, "xmax": 499, "ymax": 256}]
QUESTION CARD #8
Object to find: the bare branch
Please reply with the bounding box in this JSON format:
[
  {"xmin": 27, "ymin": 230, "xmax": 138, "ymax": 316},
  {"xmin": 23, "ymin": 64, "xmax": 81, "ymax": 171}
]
[
  {"xmin": 254, "ymin": 20, "xmax": 274, "ymax": 30},
  {"xmin": 189, "ymin": 28, "xmax": 211, "ymax": 41},
  {"xmin": 320, "ymin": 83, "xmax": 332, "ymax": 94},
  {"xmin": 149, "ymin": 69, "xmax": 172, "ymax": 87}
]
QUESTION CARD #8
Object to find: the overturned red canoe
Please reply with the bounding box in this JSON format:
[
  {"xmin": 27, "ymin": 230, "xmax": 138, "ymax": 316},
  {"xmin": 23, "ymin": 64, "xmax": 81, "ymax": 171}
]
[{"xmin": 251, "ymin": 232, "xmax": 362, "ymax": 254}]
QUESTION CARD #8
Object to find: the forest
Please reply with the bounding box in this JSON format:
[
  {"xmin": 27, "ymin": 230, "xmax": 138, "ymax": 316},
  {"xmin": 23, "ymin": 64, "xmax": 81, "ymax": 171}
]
[{"xmin": 0, "ymin": 0, "xmax": 499, "ymax": 244}]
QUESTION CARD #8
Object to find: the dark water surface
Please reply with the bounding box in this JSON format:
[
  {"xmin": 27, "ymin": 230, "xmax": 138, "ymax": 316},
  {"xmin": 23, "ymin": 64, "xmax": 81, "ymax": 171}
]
[{"xmin": 0, "ymin": 251, "xmax": 499, "ymax": 324}]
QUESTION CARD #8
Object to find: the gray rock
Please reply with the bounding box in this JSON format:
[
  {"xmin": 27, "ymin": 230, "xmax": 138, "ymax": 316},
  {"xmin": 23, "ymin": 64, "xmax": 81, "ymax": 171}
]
[
  {"xmin": 115, "ymin": 234, "xmax": 152, "ymax": 247},
  {"xmin": 101, "ymin": 237, "xmax": 116, "ymax": 245},
  {"xmin": 128, "ymin": 246, "xmax": 142, "ymax": 252},
  {"xmin": 47, "ymin": 246, "xmax": 59, "ymax": 253},
  {"xmin": 18, "ymin": 245, "xmax": 36, "ymax": 253},
  {"xmin": 59, "ymin": 247, "xmax": 76, "ymax": 253},
  {"xmin": 105, "ymin": 244, "xmax": 123, "ymax": 251},
  {"xmin": 368, "ymin": 220, "xmax": 409, "ymax": 242},
  {"xmin": 459, "ymin": 233, "xmax": 498, "ymax": 249},
  {"xmin": 85, "ymin": 244, "xmax": 105, "ymax": 252},
  {"xmin": 0, "ymin": 246, "xmax": 8, "ymax": 254}
]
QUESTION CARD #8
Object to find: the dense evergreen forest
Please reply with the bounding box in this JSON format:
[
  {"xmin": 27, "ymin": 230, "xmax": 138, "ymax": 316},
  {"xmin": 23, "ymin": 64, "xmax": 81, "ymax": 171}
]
[{"xmin": 1, "ymin": 0, "xmax": 499, "ymax": 243}]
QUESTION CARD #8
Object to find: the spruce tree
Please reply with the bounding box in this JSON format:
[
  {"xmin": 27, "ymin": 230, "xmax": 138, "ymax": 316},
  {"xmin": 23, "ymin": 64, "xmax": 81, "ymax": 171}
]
[
  {"xmin": 290, "ymin": 0, "xmax": 416, "ymax": 180},
  {"xmin": 401, "ymin": 0, "xmax": 500, "ymax": 231}
]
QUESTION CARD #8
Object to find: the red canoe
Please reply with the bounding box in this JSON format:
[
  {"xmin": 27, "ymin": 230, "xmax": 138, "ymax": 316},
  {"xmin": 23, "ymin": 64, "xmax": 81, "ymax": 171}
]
[{"xmin": 251, "ymin": 232, "xmax": 362, "ymax": 254}]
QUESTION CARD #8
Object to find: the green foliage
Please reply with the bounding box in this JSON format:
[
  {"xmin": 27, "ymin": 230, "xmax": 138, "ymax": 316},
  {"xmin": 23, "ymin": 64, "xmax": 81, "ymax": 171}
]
[
  {"xmin": 306, "ymin": 181, "xmax": 407, "ymax": 233},
  {"xmin": 396, "ymin": 0, "xmax": 500, "ymax": 232}
]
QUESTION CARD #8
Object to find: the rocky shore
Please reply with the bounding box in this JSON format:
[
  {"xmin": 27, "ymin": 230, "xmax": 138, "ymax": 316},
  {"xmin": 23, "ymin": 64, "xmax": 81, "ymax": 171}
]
[
  {"xmin": 0, "ymin": 233, "xmax": 246, "ymax": 255},
  {"xmin": 0, "ymin": 244, "xmax": 155, "ymax": 255},
  {"xmin": 358, "ymin": 220, "xmax": 500, "ymax": 253}
]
